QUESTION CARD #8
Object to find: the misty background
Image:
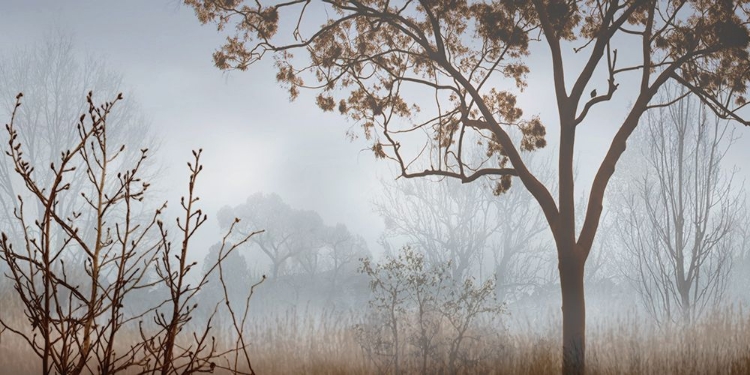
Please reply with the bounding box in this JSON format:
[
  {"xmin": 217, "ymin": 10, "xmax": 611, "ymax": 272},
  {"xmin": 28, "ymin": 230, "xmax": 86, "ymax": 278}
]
[{"xmin": 1, "ymin": 0, "xmax": 750, "ymax": 337}]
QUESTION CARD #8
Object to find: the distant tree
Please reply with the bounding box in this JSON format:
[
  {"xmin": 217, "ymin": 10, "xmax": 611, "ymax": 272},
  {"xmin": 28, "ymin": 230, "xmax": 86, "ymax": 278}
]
[
  {"xmin": 375, "ymin": 154, "xmax": 553, "ymax": 301},
  {"xmin": 186, "ymin": 1, "xmax": 750, "ymax": 372},
  {"xmin": 200, "ymin": 242, "xmax": 251, "ymax": 309},
  {"xmin": 728, "ymin": 206, "xmax": 750, "ymax": 305},
  {"xmin": 375, "ymin": 175, "xmax": 500, "ymax": 282},
  {"xmin": 613, "ymin": 87, "xmax": 744, "ymax": 325},
  {"xmin": 289, "ymin": 209, "xmax": 327, "ymax": 277},
  {"xmin": 218, "ymin": 193, "xmax": 325, "ymax": 279},
  {"xmin": 0, "ymin": 32, "xmax": 159, "ymax": 268},
  {"xmin": 319, "ymin": 223, "xmax": 370, "ymax": 301}
]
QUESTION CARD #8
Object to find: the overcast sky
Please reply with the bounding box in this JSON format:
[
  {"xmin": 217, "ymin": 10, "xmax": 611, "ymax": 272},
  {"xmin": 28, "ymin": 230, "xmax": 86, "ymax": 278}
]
[
  {"xmin": 0, "ymin": 1, "xmax": 394, "ymax": 256},
  {"xmin": 1, "ymin": 1, "xmax": 749, "ymax": 261}
]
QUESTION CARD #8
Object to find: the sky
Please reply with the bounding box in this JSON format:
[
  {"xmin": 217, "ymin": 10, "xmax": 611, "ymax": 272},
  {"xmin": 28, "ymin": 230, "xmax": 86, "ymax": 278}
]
[
  {"xmin": 1, "ymin": 0, "xmax": 749, "ymax": 262},
  {"xmin": 0, "ymin": 0, "xmax": 393, "ymax": 257}
]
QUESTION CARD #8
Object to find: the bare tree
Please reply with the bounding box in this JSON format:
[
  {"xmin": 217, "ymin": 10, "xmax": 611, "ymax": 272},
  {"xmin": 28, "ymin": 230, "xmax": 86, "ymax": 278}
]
[
  {"xmin": 0, "ymin": 32, "xmax": 160, "ymax": 269},
  {"xmin": 0, "ymin": 92, "xmax": 160, "ymax": 375},
  {"xmin": 375, "ymin": 152, "xmax": 554, "ymax": 301},
  {"xmin": 613, "ymin": 86, "xmax": 744, "ymax": 326},
  {"xmin": 728, "ymin": 204, "xmax": 750, "ymax": 306},
  {"xmin": 487, "ymin": 154, "xmax": 557, "ymax": 302},
  {"xmin": 145, "ymin": 150, "xmax": 265, "ymax": 375},
  {"xmin": 375, "ymin": 176, "xmax": 499, "ymax": 282}
]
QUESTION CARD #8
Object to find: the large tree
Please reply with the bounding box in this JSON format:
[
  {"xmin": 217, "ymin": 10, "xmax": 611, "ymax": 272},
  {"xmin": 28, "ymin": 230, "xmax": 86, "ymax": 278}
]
[{"xmin": 185, "ymin": 1, "xmax": 750, "ymax": 373}]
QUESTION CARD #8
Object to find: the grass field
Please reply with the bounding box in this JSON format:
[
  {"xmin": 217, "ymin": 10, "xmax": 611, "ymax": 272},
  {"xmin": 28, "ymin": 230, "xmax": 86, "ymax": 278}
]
[{"xmin": 3, "ymin": 305, "xmax": 750, "ymax": 374}]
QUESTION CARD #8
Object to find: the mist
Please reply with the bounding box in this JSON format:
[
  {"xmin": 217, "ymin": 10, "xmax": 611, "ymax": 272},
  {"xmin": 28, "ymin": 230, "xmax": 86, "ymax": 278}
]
[{"xmin": 1, "ymin": 1, "xmax": 750, "ymax": 374}]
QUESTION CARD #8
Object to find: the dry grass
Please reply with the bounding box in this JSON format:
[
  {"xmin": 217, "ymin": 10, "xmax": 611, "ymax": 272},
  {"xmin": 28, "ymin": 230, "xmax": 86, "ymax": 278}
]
[
  {"xmin": 219, "ymin": 306, "xmax": 750, "ymax": 375},
  {"xmin": 2, "ymin": 305, "xmax": 750, "ymax": 374},
  {"xmin": 242, "ymin": 306, "xmax": 750, "ymax": 375}
]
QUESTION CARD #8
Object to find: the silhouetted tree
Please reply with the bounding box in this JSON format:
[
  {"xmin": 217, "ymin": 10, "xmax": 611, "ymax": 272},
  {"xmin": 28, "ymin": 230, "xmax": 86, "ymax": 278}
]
[
  {"xmin": 218, "ymin": 193, "xmax": 325, "ymax": 280},
  {"xmin": 186, "ymin": 1, "xmax": 750, "ymax": 372}
]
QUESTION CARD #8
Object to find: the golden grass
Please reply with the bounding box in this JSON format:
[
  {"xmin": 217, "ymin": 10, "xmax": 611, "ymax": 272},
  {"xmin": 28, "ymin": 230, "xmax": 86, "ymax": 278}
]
[
  {"xmin": 240, "ymin": 306, "xmax": 750, "ymax": 375},
  {"xmin": 2, "ymin": 306, "xmax": 750, "ymax": 374}
]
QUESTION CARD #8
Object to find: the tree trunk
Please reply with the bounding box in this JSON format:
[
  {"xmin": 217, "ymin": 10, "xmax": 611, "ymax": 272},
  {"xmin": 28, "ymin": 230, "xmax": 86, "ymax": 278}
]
[{"xmin": 559, "ymin": 248, "xmax": 586, "ymax": 375}]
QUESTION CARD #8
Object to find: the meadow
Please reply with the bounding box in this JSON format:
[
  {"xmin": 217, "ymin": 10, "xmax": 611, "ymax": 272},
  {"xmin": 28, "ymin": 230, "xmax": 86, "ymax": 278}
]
[{"xmin": 3, "ymin": 299, "xmax": 750, "ymax": 375}]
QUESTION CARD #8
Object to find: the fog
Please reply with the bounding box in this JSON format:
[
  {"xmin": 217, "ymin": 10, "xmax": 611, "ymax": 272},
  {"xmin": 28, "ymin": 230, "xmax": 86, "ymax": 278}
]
[
  {"xmin": 0, "ymin": 1, "xmax": 393, "ymax": 261},
  {"xmin": 1, "ymin": 1, "xmax": 750, "ymax": 374}
]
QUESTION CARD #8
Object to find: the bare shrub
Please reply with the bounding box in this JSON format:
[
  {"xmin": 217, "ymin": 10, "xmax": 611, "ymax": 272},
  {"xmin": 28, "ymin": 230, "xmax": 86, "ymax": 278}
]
[
  {"xmin": 0, "ymin": 92, "xmax": 264, "ymax": 375},
  {"xmin": 356, "ymin": 246, "xmax": 505, "ymax": 375}
]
